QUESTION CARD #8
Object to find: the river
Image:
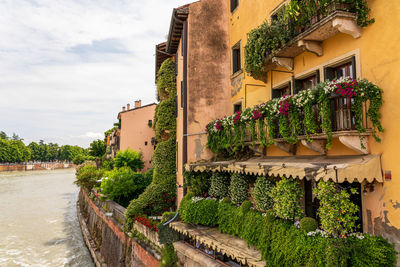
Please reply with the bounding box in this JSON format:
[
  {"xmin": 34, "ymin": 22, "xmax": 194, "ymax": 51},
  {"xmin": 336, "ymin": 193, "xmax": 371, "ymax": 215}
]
[{"xmin": 0, "ymin": 169, "xmax": 94, "ymax": 267}]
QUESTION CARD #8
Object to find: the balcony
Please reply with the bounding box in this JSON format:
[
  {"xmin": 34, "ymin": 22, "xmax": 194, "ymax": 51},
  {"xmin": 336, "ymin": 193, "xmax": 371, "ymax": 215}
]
[{"xmin": 206, "ymin": 78, "xmax": 383, "ymax": 157}]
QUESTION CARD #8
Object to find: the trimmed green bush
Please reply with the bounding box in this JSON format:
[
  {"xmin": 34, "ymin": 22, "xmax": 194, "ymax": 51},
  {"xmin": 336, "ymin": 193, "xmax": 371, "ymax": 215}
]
[
  {"xmin": 300, "ymin": 217, "xmax": 318, "ymax": 233},
  {"xmin": 74, "ymin": 164, "xmax": 103, "ymax": 190},
  {"xmin": 208, "ymin": 172, "xmax": 230, "ymax": 199},
  {"xmin": 179, "ymin": 196, "xmax": 219, "ymax": 226},
  {"xmin": 184, "ymin": 171, "xmax": 211, "ymax": 196},
  {"xmin": 252, "ymin": 176, "xmax": 274, "ymax": 212},
  {"xmin": 153, "ymin": 97, "xmax": 177, "ymax": 141},
  {"xmin": 240, "ymin": 200, "xmax": 253, "ymax": 214},
  {"xmin": 270, "ymin": 176, "xmax": 303, "ymax": 220},
  {"xmin": 158, "ymin": 212, "xmax": 179, "ymax": 245},
  {"xmin": 152, "ymin": 138, "xmax": 176, "ymax": 184},
  {"xmin": 100, "ymin": 167, "xmax": 151, "ymax": 207},
  {"xmin": 229, "ymin": 173, "xmax": 249, "ymax": 205}
]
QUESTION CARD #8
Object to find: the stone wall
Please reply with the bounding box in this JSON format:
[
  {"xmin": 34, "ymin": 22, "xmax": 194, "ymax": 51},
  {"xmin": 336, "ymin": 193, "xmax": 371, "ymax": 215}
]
[
  {"xmin": 77, "ymin": 189, "xmax": 161, "ymax": 267},
  {"xmin": 0, "ymin": 162, "xmax": 73, "ymax": 172}
]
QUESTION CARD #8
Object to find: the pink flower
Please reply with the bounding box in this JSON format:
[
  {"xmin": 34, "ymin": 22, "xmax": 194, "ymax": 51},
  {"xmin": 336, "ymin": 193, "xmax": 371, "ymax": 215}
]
[
  {"xmin": 233, "ymin": 111, "xmax": 241, "ymax": 125},
  {"xmin": 252, "ymin": 108, "xmax": 262, "ymax": 120}
]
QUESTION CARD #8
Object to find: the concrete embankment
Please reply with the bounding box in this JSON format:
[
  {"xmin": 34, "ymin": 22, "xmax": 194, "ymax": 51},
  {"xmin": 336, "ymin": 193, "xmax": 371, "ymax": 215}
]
[
  {"xmin": 77, "ymin": 189, "xmax": 161, "ymax": 267},
  {"xmin": 0, "ymin": 162, "xmax": 74, "ymax": 172}
]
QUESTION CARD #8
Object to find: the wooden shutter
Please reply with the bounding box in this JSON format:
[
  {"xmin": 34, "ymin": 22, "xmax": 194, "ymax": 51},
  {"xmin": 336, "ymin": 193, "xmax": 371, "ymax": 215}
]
[
  {"xmin": 324, "ymin": 66, "xmax": 335, "ymax": 81},
  {"xmin": 351, "ymin": 56, "xmax": 356, "ymax": 79},
  {"xmin": 181, "ymin": 81, "xmax": 184, "ymax": 108},
  {"xmin": 230, "ymin": 0, "xmax": 236, "ymax": 12},
  {"xmin": 232, "ymin": 49, "xmax": 238, "ymax": 74},
  {"xmin": 316, "ymin": 69, "xmax": 320, "ymax": 83}
]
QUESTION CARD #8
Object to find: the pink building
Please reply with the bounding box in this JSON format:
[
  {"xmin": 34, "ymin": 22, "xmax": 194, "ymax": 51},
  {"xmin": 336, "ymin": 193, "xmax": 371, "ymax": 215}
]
[{"xmin": 117, "ymin": 100, "xmax": 156, "ymax": 172}]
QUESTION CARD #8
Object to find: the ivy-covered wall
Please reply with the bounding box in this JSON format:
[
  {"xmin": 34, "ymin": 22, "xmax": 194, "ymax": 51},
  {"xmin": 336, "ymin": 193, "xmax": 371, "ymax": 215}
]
[{"xmin": 125, "ymin": 58, "xmax": 177, "ymax": 231}]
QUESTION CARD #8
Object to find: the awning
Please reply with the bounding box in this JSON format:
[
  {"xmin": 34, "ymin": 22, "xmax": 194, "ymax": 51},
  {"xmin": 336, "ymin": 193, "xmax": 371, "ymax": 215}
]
[{"xmin": 185, "ymin": 154, "xmax": 383, "ymax": 183}]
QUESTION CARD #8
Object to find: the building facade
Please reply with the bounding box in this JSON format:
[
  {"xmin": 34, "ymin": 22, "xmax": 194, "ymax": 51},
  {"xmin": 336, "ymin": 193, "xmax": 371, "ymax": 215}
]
[
  {"xmin": 118, "ymin": 101, "xmax": 156, "ymax": 172},
  {"xmin": 221, "ymin": 0, "xmax": 400, "ymax": 254},
  {"xmin": 156, "ymin": 0, "xmax": 232, "ymax": 205}
]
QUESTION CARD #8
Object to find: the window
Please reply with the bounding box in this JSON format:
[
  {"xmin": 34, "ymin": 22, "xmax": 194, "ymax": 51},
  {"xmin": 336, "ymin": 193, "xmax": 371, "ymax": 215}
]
[
  {"xmin": 181, "ymin": 80, "xmax": 184, "ymax": 108},
  {"xmin": 230, "ymin": 0, "xmax": 239, "ymax": 12},
  {"xmin": 324, "ymin": 56, "xmax": 356, "ymax": 81},
  {"xmin": 272, "ymin": 82, "xmax": 291, "ymax": 99},
  {"xmin": 145, "ymin": 141, "xmax": 148, "ymax": 146},
  {"xmin": 148, "ymin": 120, "xmax": 152, "ymax": 127},
  {"xmin": 232, "ymin": 42, "xmax": 241, "ymax": 74},
  {"xmin": 233, "ymin": 102, "xmax": 242, "ymax": 113},
  {"xmin": 293, "ymin": 70, "xmax": 320, "ymax": 94}
]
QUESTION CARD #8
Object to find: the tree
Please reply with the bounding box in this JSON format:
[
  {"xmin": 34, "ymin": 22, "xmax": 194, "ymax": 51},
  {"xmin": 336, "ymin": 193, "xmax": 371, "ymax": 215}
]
[
  {"xmin": 12, "ymin": 133, "xmax": 21, "ymax": 141},
  {"xmin": 88, "ymin": 140, "xmax": 106, "ymax": 158},
  {"xmin": 0, "ymin": 131, "xmax": 8, "ymax": 140},
  {"xmin": 114, "ymin": 149, "xmax": 144, "ymax": 171}
]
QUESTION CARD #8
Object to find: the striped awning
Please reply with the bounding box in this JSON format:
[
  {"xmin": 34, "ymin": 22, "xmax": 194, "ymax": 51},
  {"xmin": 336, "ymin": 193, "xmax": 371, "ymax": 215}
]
[{"xmin": 185, "ymin": 154, "xmax": 382, "ymax": 183}]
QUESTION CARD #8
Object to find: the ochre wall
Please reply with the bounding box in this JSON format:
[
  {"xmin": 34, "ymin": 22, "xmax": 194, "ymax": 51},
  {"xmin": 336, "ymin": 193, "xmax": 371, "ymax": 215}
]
[
  {"xmin": 176, "ymin": 0, "xmax": 231, "ymax": 206},
  {"xmin": 119, "ymin": 104, "xmax": 156, "ymax": 172},
  {"xmin": 228, "ymin": 0, "xmax": 400, "ymax": 253}
]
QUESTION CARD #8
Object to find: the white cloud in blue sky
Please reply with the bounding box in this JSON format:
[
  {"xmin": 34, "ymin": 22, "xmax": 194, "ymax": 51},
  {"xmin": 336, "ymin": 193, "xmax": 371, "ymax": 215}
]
[{"xmin": 0, "ymin": 0, "xmax": 189, "ymax": 147}]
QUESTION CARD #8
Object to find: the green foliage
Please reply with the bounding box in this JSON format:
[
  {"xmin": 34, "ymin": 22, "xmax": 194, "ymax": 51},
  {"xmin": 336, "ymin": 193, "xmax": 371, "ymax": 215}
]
[
  {"xmin": 156, "ymin": 58, "xmax": 176, "ymax": 101},
  {"xmin": 152, "ymin": 138, "xmax": 176, "ymax": 183},
  {"xmin": 100, "ymin": 167, "xmax": 151, "ymax": 207},
  {"xmin": 216, "ymin": 201, "xmax": 396, "ymax": 266},
  {"xmin": 88, "ymin": 139, "xmax": 106, "ymax": 158},
  {"xmin": 208, "ymin": 172, "xmax": 230, "ymax": 199},
  {"xmin": 300, "ymin": 217, "xmax": 318, "ymax": 232},
  {"xmin": 160, "ymin": 244, "xmax": 178, "ymax": 267},
  {"xmin": 184, "ymin": 171, "xmax": 211, "ymax": 196},
  {"xmin": 229, "ymin": 173, "xmax": 249, "ymax": 205},
  {"xmin": 240, "ymin": 200, "xmax": 253, "ymax": 213},
  {"xmin": 270, "ymin": 176, "xmax": 303, "ymax": 220},
  {"xmin": 114, "ymin": 149, "xmax": 144, "ymax": 171},
  {"xmin": 100, "ymin": 158, "xmax": 114, "ymax": 171},
  {"xmin": 179, "ymin": 196, "xmax": 219, "ymax": 226},
  {"xmin": 72, "ymin": 154, "xmax": 85, "ymax": 165},
  {"xmin": 158, "ymin": 212, "xmax": 180, "ymax": 245},
  {"xmin": 252, "ymin": 176, "xmax": 274, "ymax": 212},
  {"xmin": 245, "ymin": 0, "xmax": 374, "ymax": 76},
  {"xmin": 74, "ymin": 164, "xmax": 103, "ymax": 190},
  {"xmin": 0, "ymin": 139, "xmax": 31, "ymax": 163},
  {"xmin": 153, "ymin": 97, "xmax": 177, "ymax": 141},
  {"xmin": 314, "ymin": 180, "xmax": 359, "ymax": 237},
  {"xmin": 124, "ymin": 58, "xmax": 177, "ymax": 233},
  {"xmin": 347, "ymin": 234, "xmax": 397, "ymax": 267}
]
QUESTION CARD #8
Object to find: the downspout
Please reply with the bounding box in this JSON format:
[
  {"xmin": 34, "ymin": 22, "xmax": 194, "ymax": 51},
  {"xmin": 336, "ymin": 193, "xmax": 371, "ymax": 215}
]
[{"xmin": 182, "ymin": 20, "xmax": 188, "ymax": 195}]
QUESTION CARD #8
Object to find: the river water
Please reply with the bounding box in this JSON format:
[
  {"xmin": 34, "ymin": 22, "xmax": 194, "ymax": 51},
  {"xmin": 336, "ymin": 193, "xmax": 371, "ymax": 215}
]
[{"xmin": 0, "ymin": 169, "xmax": 94, "ymax": 267}]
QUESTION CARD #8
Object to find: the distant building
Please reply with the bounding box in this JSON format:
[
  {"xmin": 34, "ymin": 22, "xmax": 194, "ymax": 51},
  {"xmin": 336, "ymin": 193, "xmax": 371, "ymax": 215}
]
[
  {"xmin": 105, "ymin": 127, "xmax": 120, "ymax": 159},
  {"xmin": 117, "ymin": 100, "xmax": 156, "ymax": 172}
]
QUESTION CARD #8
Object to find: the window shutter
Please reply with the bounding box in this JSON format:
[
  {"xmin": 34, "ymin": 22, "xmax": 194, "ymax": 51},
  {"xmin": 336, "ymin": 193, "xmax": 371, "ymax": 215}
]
[
  {"xmin": 293, "ymin": 78, "xmax": 302, "ymax": 94},
  {"xmin": 324, "ymin": 66, "xmax": 335, "ymax": 81},
  {"xmin": 272, "ymin": 89, "xmax": 281, "ymax": 99},
  {"xmin": 288, "ymin": 81, "xmax": 292, "ymax": 94},
  {"xmin": 232, "ymin": 49, "xmax": 238, "ymax": 74},
  {"xmin": 351, "ymin": 56, "xmax": 356, "ymax": 79},
  {"xmin": 230, "ymin": 0, "xmax": 235, "ymax": 12},
  {"xmin": 316, "ymin": 69, "xmax": 320, "ymax": 83},
  {"xmin": 181, "ymin": 81, "xmax": 184, "ymax": 108}
]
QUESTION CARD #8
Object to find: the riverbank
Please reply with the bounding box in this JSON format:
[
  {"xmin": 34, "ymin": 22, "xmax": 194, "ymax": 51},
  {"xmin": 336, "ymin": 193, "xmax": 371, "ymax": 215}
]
[{"xmin": 0, "ymin": 162, "xmax": 75, "ymax": 172}]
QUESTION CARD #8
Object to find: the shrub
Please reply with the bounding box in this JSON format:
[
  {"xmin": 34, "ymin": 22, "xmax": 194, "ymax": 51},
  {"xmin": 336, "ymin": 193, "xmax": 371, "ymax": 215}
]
[
  {"xmin": 300, "ymin": 217, "xmax": 318, "ymax": 232},
  {"xmin": 270, "ymin": 176, "xmax": 303, "ymax": 220},
  {"xmin": 240, "ymin": 200, "xmax": 253, "ymax": 213},
  {"xmin": 179, "ymin": 196, "xmax": 219, "ymax": 226},
  {"xmin": 101, "ymin": 158, "xmax": 114, "ymax": 171},
  {"xmin": 229, "ymin": 173, "xmax": 249, "ymax": 205},
  {"xmin": 208, "ymin": 172, "xmax": 230, "ymax": 199},
  {"xmin": 152, "ymin": 138, "xmax": 176, "ymax": 184},
  {"xmin": 184, "ymin": 171, "xmax": 211, "ymax": 196},
  {"xmin": 100, "ymin": 167, "xmax": 151, "ymax": 207},
  {"xmin": 74, "ymin": 164, "xmax": 103, "ymax": 190},
  {"xmin": 252, "ymin": 176, "xmax": 274, "ymax": 211},
  {"xmin": 314, "ymin": 180, "xmax": 359, "ymax": 237},
  {"xmin": 114, "ymin": 149, "xmax": 144, "ymax": 171}
]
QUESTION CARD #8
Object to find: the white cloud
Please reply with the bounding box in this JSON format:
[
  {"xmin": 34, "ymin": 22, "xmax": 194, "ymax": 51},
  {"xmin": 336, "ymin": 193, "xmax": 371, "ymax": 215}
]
[
  {"xmin": 0, "ymin": 0, "xmax": 189, "ymax": 147},
  {"xmin": 79, "ymin": 132, "xmax": 104, "ymax": 139}
]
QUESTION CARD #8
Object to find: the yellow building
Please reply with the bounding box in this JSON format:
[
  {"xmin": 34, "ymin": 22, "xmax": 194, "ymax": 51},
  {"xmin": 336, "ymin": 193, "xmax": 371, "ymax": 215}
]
[{"xmin": 187, "ymin": 0, "xmax": 400, "ymax": 256}]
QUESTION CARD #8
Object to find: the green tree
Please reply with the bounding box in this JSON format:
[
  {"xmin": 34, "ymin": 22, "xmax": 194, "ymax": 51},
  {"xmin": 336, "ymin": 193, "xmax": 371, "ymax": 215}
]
[
  {"xmin": 88, "ymin": 139, "xmax": 106, "ymax": 158},
  {"xmin": 114, "ymin": 149, "xmax": 144, "ymax": 171},
  {"xmin": 0, "ymin": 131, "xmax": 8, "ymax": 140}
]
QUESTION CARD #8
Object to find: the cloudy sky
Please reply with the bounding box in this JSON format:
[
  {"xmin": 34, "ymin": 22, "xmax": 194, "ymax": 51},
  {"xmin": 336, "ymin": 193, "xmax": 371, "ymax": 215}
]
[{"xmin": 0, "ymin": 0, "xmax": 189, "ymax": 147}]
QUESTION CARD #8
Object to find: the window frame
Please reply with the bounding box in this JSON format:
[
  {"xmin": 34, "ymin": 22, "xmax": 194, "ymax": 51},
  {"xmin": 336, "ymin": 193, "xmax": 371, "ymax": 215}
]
[{"xmin": 232, "ymin": 41, "xmax": 241, "ymax": 75}]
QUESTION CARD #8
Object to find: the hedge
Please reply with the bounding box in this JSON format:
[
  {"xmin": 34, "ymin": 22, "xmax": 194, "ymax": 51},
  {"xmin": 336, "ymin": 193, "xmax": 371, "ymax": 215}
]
[{"xmin": 179, "ymin": 193, "xmax": 218, "ymax": 226}]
